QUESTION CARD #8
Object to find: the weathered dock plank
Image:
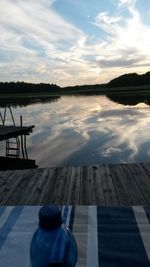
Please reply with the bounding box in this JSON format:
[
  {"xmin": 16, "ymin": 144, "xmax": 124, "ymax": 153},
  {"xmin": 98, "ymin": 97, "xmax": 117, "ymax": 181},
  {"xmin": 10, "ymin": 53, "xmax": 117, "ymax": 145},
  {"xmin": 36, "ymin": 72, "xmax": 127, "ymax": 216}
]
[
  {"xmin": 0, "ymin": 169, "xmax": 30, "ymax": 205},
  {"xmin": 51, "ymin": 167, "xmax": 68, "ymax": 204},
  {"xmin": 1, "ymin": 163, "xmax": 150, "ymax": 206},
  {"xmin": 99, "ymin": 164, "xmax": 118, "ymax": 206},
  {"xmin": 127, "ymin": 163, "xmax": 150, "ymax": 204},
  {"xmin": 91, "ymin": 165, "xmax": 105, "ymax": 205},
  {"xmin": 67, "ymin": 167, "xmax": 81, "ymax": 205},
  {"xmin": 140, "ymin": 163, "xmax": 150, "ymax": 179},
  {"xmin": 43, "ymin": 167, "xmax": 64, "ymax": 204},
  {"xmin": 119, "ymin": 164, "xmax": 146, "ymax": 205},
  {"xmin": 61, "ymin": 167, "xmax": 72, "ymax": 204},
  {"xmin": 108, "ymin": 164, "xmax": 131, "ymax": 205},
  {"xmin": 80, "ymin": 166, "xmax": 93, "ymax": 205},
  {"xmin": 18, "ymin": 168, "xmax": 45, "ymax": 205},
  {"xmin": 4, "ymin": 169, "xmax": 34, "ymax": 205}
]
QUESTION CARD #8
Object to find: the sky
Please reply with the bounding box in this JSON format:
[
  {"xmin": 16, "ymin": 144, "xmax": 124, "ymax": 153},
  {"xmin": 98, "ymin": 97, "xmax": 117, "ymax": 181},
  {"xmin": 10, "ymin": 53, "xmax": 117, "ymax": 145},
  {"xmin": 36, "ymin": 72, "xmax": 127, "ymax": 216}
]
[{"xmin": 0, "ymin": 0, "xmax": 150, "ymax": 86}]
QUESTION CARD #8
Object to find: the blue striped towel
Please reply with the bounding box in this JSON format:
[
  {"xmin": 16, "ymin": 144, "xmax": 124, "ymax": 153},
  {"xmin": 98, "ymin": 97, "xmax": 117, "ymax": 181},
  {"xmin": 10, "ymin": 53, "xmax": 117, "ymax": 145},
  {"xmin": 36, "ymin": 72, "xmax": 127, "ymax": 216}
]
[{"xmin": 0, "ymin": 206, "xmax": 150, "ymax": 267}]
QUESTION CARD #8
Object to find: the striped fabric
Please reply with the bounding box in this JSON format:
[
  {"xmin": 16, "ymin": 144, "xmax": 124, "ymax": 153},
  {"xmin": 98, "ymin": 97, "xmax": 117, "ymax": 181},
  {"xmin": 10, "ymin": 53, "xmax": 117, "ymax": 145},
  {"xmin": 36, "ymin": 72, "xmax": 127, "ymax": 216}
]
[{"xmin": 0, "ymin": 206, "xmax": 150, "ymax": 267}]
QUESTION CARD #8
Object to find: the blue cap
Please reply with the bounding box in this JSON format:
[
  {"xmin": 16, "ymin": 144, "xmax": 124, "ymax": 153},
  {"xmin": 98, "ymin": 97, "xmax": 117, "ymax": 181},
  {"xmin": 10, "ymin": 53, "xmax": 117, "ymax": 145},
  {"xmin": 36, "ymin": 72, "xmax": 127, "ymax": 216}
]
[{"xmin": 39, "ymin": 205, "xmax": 62, "ymax": 230}]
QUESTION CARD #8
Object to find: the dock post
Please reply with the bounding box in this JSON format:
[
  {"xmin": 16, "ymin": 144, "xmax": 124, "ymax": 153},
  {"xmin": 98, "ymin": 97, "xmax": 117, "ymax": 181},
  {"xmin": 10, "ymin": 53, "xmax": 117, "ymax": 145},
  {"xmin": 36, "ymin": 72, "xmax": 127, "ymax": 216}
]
[{"xmin": 20, "ymin": 115, "xmax": 25, "ymax": 159}]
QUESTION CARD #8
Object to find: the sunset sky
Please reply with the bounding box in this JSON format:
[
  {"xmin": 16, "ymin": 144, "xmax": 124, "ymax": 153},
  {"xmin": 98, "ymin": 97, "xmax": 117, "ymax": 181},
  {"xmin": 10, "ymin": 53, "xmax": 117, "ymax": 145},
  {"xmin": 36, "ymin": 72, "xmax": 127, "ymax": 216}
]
[{"xmin": 0, "ymin": 0, "xmax": 150, "ymax": 86}]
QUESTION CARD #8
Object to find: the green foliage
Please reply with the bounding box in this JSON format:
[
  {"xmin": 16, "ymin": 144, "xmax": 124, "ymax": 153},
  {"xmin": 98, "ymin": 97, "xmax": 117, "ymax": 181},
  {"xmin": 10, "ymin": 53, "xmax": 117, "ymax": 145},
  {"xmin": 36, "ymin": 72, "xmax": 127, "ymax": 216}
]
[
  {"xmin": 0, "ymin": 81, "xmax": 60, "ymax": 94},
  {"xmin": 106, "ymin": 72, "xmax": 150, "ymax": 88}
]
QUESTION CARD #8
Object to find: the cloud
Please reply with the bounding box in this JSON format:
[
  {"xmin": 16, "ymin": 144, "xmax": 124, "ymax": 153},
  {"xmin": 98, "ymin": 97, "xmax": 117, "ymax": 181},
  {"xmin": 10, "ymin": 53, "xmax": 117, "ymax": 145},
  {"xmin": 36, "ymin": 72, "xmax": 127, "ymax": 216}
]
[
  {"xmin": 93, "ymin": 11, "xmax": 122, "ymax": 35},
  {"xmin": 0, "ymin": 0, "xmax": 86, "ymax": 84},
  {"xmin": 0, "ymin": 0, "xmax": 150, "ymax": 86},
  {"xmin": 98, "ymin": 54, "xmax": 143, "ymax": 68},
  {"xmin": 118, "ymin": 0, "xmax": 136, "ymax": 7},
  {"xmin": 91, "ymin": 0, "xmax": 150, "ymax": 81}
]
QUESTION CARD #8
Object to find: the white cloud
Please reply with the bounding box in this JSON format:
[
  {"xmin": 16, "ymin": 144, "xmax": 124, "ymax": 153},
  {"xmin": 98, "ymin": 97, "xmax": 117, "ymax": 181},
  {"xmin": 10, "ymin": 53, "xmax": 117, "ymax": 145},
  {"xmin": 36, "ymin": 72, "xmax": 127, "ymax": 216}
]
[
  {"xmin": 94, "ymin": 11, "xmax": 122, "ymax": 34},
  {"xmin": 118, "ymin": 0, "xmax": 136, "ymax": 7},
  {"xmin": 0, "ymin": 0, "xmax": 150, "ymax": 86},
  {"xmin": 90, "ymin": 0, "xmax": 150, "ymax": 81},
  {"xmin": 0, "ymin": 0, "xmax": 82, "ymax": 48},
  {"xmin": 0, "ymin": 0, "xmax": 87, "ymax": 85}
]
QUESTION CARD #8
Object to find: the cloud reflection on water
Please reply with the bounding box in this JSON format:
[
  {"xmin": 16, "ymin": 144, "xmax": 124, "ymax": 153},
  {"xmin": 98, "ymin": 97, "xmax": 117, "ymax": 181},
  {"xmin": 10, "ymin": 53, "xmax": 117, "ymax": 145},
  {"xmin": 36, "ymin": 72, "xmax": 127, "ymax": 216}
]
[{"xmin": 1, "ymin": 95, "xmax": 150, "ymax": 167}]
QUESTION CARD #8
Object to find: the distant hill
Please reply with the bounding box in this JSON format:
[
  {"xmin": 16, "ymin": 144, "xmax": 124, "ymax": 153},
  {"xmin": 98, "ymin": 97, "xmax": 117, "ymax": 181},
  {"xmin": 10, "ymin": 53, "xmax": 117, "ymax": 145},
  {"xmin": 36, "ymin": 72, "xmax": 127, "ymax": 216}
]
[
  {"xmin": 106, "ymin": 72, "xmax": 150, "ymax": 88},
  {"xmin": 62, "ymin": 71, "xmax": 150, "ymax": 94}
]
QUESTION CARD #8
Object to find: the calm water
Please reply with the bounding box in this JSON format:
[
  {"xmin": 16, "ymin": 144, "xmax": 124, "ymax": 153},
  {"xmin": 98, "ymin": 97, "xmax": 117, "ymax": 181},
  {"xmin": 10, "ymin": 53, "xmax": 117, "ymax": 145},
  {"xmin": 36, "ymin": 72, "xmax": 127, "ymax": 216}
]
[{"xmin": 1, "ymin": 94, "xmax": 150, "ymax": 167}]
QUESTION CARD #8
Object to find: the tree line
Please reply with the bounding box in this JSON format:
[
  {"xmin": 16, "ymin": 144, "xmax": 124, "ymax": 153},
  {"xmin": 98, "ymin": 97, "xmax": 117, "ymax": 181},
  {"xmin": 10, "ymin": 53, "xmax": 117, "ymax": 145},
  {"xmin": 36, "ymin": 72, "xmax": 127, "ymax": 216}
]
[
  {"xmin": 0, "ymin": 71, "xmax": 150, "ymax": 94},
  {"xmin": 0, "ymin": 82, "xmax": 60, "ymax": 94},
  {"xmin": 106, "ymin": 72, "xmax": 150, "ymax": 88}
]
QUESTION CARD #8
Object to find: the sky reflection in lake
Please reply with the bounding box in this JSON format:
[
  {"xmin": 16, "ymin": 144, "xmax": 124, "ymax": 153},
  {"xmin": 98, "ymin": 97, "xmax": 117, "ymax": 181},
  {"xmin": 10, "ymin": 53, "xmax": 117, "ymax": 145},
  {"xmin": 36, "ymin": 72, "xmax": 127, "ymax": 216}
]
[{"xmin": 1, "ymin": 95, "xmax": 150, "ymax": 167}]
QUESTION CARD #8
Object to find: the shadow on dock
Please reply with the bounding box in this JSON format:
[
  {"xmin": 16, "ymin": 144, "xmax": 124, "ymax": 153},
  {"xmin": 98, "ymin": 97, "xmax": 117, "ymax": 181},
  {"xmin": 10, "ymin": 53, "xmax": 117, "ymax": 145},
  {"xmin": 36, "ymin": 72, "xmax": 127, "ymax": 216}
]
[{"xmin": 0, "ymin": 156, "xmax": 38, "ymax": 170}]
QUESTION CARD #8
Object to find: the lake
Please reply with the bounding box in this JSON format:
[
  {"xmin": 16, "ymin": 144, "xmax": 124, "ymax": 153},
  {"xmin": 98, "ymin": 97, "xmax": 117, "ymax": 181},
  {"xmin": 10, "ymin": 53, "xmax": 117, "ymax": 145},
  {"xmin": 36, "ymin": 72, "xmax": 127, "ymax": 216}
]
[{"xmin": 0, "ymin": 94, "xmax": 150, "ymax": 167}]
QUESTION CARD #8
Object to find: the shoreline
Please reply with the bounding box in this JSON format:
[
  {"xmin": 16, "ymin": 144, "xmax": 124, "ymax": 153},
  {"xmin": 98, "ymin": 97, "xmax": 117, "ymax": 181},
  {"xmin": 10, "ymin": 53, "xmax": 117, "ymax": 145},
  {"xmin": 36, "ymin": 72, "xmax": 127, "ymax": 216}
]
[{"xmin": 0, "ymin": 85, "xmax": 150, "ymax": 98}]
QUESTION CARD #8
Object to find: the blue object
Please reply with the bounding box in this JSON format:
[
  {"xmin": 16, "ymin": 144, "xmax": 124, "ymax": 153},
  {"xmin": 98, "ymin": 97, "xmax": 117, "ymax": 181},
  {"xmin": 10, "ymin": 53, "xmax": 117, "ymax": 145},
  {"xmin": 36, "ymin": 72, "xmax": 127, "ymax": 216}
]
[{"xmin": 30, "ymin": 205, "xmax": 78, "ymax": 267}]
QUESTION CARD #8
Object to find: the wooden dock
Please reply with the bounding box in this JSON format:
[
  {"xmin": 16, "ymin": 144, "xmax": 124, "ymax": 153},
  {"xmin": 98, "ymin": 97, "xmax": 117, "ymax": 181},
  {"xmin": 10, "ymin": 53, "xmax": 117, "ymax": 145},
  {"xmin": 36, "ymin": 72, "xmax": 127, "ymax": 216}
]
[
  {"xmin": 1, "ymin": 163, "xmax": 150, "ymax": 206},
  {"xmin": 0, "ymin": 125, "xmax": 34, "ymax": 141}
]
